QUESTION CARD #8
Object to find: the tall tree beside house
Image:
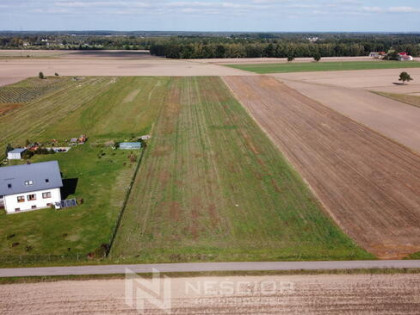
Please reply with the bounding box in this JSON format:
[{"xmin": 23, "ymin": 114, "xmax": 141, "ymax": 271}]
[{"xmin": 399, "ymin": 72, "xmax": 413, "ymax": 84}]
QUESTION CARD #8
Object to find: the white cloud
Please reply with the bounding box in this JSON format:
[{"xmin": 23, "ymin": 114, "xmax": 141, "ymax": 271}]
[{"xmin": 388, "ymin": 6, "xmax": 420, "ymax": 13}]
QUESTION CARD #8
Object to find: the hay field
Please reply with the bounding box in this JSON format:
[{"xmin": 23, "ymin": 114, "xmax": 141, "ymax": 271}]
[
  {"xmin": 111, "ymin": 76, "xmax": 370, "ymax": 262},
  {"xmin": 224, "ymin": 76, "xmax": 420, "ymax": 259}
]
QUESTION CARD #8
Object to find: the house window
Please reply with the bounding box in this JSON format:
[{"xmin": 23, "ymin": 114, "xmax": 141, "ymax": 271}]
[
  {"xmin": 27, "ymin": 194, "xmax": 36, "ymax": 201},
  {"xmin": 24, "ymin": 180, "xmax": 34, "ymax": 186},
  {"xmin": 42, "ymin": 192, "xmax": 51, "ymax": 199},
  {"xmin": 17, "ymin": 196, "xmax": 25, "ymax": 203}
]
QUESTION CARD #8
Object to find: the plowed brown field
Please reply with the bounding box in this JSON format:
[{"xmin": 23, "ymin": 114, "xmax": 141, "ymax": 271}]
[
  {"xmin": 1, "ymin": 274, "xmax": 420, "ymax": 314},
  {"xmin": 223, "ymin": 76, "xmax": 420, "ymax": 259}
]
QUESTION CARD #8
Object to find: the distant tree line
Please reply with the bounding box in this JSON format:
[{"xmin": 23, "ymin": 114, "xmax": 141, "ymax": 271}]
[
  {"xmin": 1, "ymin": 32, "xmax": 420, "ymax": 59},
  {"xmin": 150, "ymin": 35, "xmax": 420, "ymax": 59}
]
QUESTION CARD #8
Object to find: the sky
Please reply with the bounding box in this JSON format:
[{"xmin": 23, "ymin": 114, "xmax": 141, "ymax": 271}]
[{"xmin": 0, "ymin": 0, "xmax": 420, "ymax": 32}]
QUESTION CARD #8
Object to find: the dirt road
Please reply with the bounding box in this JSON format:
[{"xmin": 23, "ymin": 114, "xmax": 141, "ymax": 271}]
[
  {"xmin": 1, "ymin": 274, "xmax": 419, "ymax": 314},
  {"xmin": 224, "ymin": 76, "xmax": 420, "ymax": 259},
  {"xmin": 2, "ymin": 260, "xmax": 420, "ymax": 278}
]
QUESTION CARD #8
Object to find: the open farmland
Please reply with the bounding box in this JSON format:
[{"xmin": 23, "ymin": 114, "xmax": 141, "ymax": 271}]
[
  {"xmin": 1, "ymin": 273, "xmax": 420, "ymax": 314},
  {"xmin": 224, "ymin": 76, "xmax": 420, "ymax": 259},
  {"xmin": 111, "ymin": 76, "xmax": 371, "ymax": 262},
  {"xmin": 0, "ymin": 50, "xmax": 251, "ymax": 87},
  {"xmin": 281, "ymin": 80, "xmax": 420, "ymax": 153},
  {"xmin": 0, "ymin": 77, "xmax": 169, "ymax": 266},
  {"xmin": 227, "ymin": 60, "xmax": 420, "ymax": 74}
]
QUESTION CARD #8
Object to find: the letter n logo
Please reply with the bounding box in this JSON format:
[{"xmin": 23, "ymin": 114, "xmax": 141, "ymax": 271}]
[{"xmin": 125, "ymin": 268, "xmax": 171, "ymax": 313}]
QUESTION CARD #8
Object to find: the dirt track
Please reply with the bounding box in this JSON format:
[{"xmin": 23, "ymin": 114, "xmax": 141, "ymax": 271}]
[
  {"xmin": 1, "ymin": 274, "xmax": 419, "ymax": 314},
  {"xmin": 224, "ymin": 76, "xmax": 420, "ymax": 259}
]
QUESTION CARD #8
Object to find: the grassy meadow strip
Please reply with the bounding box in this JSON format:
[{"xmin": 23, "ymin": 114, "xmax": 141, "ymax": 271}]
[
  {"xmin": 111, "ymin": 77, "xmax": 372, "ymax": 262},
  {"xmin": 227, "ymin": 61, "xmax": 420, "ymax": 74}
]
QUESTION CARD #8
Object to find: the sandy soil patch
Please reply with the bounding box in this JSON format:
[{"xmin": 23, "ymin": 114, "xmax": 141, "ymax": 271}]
[
  {"xmin": 0, "ymin": 274, "xmax": 419, "ymax": 314},
  {"xmin": 224, "ymin": 76, "xmax": 420, "ymax": 259},
  {"xmin": 272, "ymin": 68, "xmax": 420, "ymax": 93},
  {"xmin": 281, "ymin": 80, "xmax": 420, "ymax": 153}
]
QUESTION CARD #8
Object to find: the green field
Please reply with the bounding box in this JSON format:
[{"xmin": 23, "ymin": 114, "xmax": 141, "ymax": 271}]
[
  {"xmin": 1, "ymin": 76, "xmax": 373, "ymax": 266},
  {"xmin": 227, "ymin": 61, "xmax": 420, "ymax": 74},
  {"xmin": 111, "ymin": 77, "xmax": 372, "ymax": 262},
  {"xmin": 0, "ymin": 76, "xmax": 169, "ymax": 266}
]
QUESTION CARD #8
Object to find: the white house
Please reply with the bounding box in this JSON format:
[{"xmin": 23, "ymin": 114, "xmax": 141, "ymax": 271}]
[
  {"xmin": 0, "ymin": 161, "xmax": 63, "ymax": 214},
  {"xmin": 7, "ymin": 148, "xmax": 26, "ymax": 160}
]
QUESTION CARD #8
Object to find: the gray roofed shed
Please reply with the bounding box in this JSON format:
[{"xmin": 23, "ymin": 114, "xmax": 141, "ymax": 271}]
[
  {"xmin": 119, "ymin": 142, "xmax": 141, "ymax": 150},
  {"xmin": 0, "ymin": 161, "xmax": 63, "ymax": 196}
]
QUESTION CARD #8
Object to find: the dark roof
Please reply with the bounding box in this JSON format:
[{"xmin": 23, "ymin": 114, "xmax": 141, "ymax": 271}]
[{"xmin": 0, "ymin": 161, "xmax": 63, "ymax": 196}]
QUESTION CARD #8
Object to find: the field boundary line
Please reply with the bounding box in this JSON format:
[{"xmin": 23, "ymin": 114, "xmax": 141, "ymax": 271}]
[{"xmin": 106, "ymin": 145, "xmax": 147, "ymax": 257}]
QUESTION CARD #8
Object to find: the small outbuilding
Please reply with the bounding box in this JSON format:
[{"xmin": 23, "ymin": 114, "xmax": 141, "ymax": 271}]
[
  {"xmin": 7, "ymin": 148, "xmax": 27, "ymax": 160},
  {"xmin": 119, "ymin": 142, "xmax": 142, "ymax": 150}
]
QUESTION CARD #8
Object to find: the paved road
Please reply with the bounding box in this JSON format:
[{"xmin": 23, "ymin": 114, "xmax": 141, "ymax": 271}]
[{"xmin": 1, "ymin": 260, "xmax": 420, "ymax": 278}]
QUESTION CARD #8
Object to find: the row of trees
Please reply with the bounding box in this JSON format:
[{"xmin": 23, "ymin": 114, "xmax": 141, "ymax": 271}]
[
  {"xmin": 149, "ymin": 42, "xmax": 377, "ymax": 59},
  {"xmin": 1, "ymin": 32, "xmax": 420, "ymax": 59}
]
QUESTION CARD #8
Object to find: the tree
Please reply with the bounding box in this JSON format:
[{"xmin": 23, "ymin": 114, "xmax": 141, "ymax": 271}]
[
  {"xmin": 313, "ymin": 53, "xmax": 321, "ymax": 62},
  {"xmin": 38, "ymin": 72, "xmax": 45, "ymax": 79},
  {"xmin": 399, "ymin": 72, "xmax": 413, "ymax": 84}
]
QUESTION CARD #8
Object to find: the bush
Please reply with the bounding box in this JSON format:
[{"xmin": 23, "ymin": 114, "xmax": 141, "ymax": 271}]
[{"xmin": 38, "ymin": 72, "xmax": 45, "ymax": 79}]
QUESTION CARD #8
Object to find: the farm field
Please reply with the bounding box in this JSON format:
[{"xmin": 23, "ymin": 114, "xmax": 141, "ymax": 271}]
[
  {"xmin": 111, "ymin": 76, "xmax": 371, "ymax": 262},
  {"xmin": 0, "ymin": 77, "xmax": 169, "ymax": 266},
  {"xmin": 374, "ymin": 91, "xmax": 420, "ymax": 109},
  {"xmin": 271, "ymin": 67, "xmax": 420, "ymax": 93},
  {"xmin": 0, "ymin": 50, "xmax": 250, "ymax": 87},
  {"xmin": 224, "ymin": 76, "xmax": 420, "ymax": 259},
  {"xmin": 1, "ymin": 273, "xmax": 420, "ymax": 314},
  {"xmin": 227, "ymin": 60, "xmax": 420, "ymax": 74},
  {"xmin": 280, "ymin": 80, "xmax": 420, "ymax": 153}
]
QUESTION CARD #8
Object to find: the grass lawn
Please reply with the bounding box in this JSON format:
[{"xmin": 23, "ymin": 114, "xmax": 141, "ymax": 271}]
[
  {"xmin": 0, "ymin": 77, "xmax": 169, "ymax": 266},
  {"xmin": 227, "ymin": 61, "xmax": 420, "ymax": 74},
  {"xmin": 111, "ymin": 77, "xmax": 373, "ymax": 263}
]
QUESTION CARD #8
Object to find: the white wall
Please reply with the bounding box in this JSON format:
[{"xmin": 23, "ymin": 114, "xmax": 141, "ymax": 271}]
[
  {"xmin": 4, "ymin": 188, "xmax": 61, "ymax": 214},
  {"xmin": 7, "ymin": 152, "xmax": 22, "ymax": 160}
]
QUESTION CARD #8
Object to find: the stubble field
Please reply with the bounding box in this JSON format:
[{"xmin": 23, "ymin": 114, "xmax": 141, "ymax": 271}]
[
  {"xmin": 224, "ymin": 76, "xmax": 420, "ymax": 259},
  {"xmin": 1, "ymin": 273, "xmax": 419, "ymax": 314}
]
